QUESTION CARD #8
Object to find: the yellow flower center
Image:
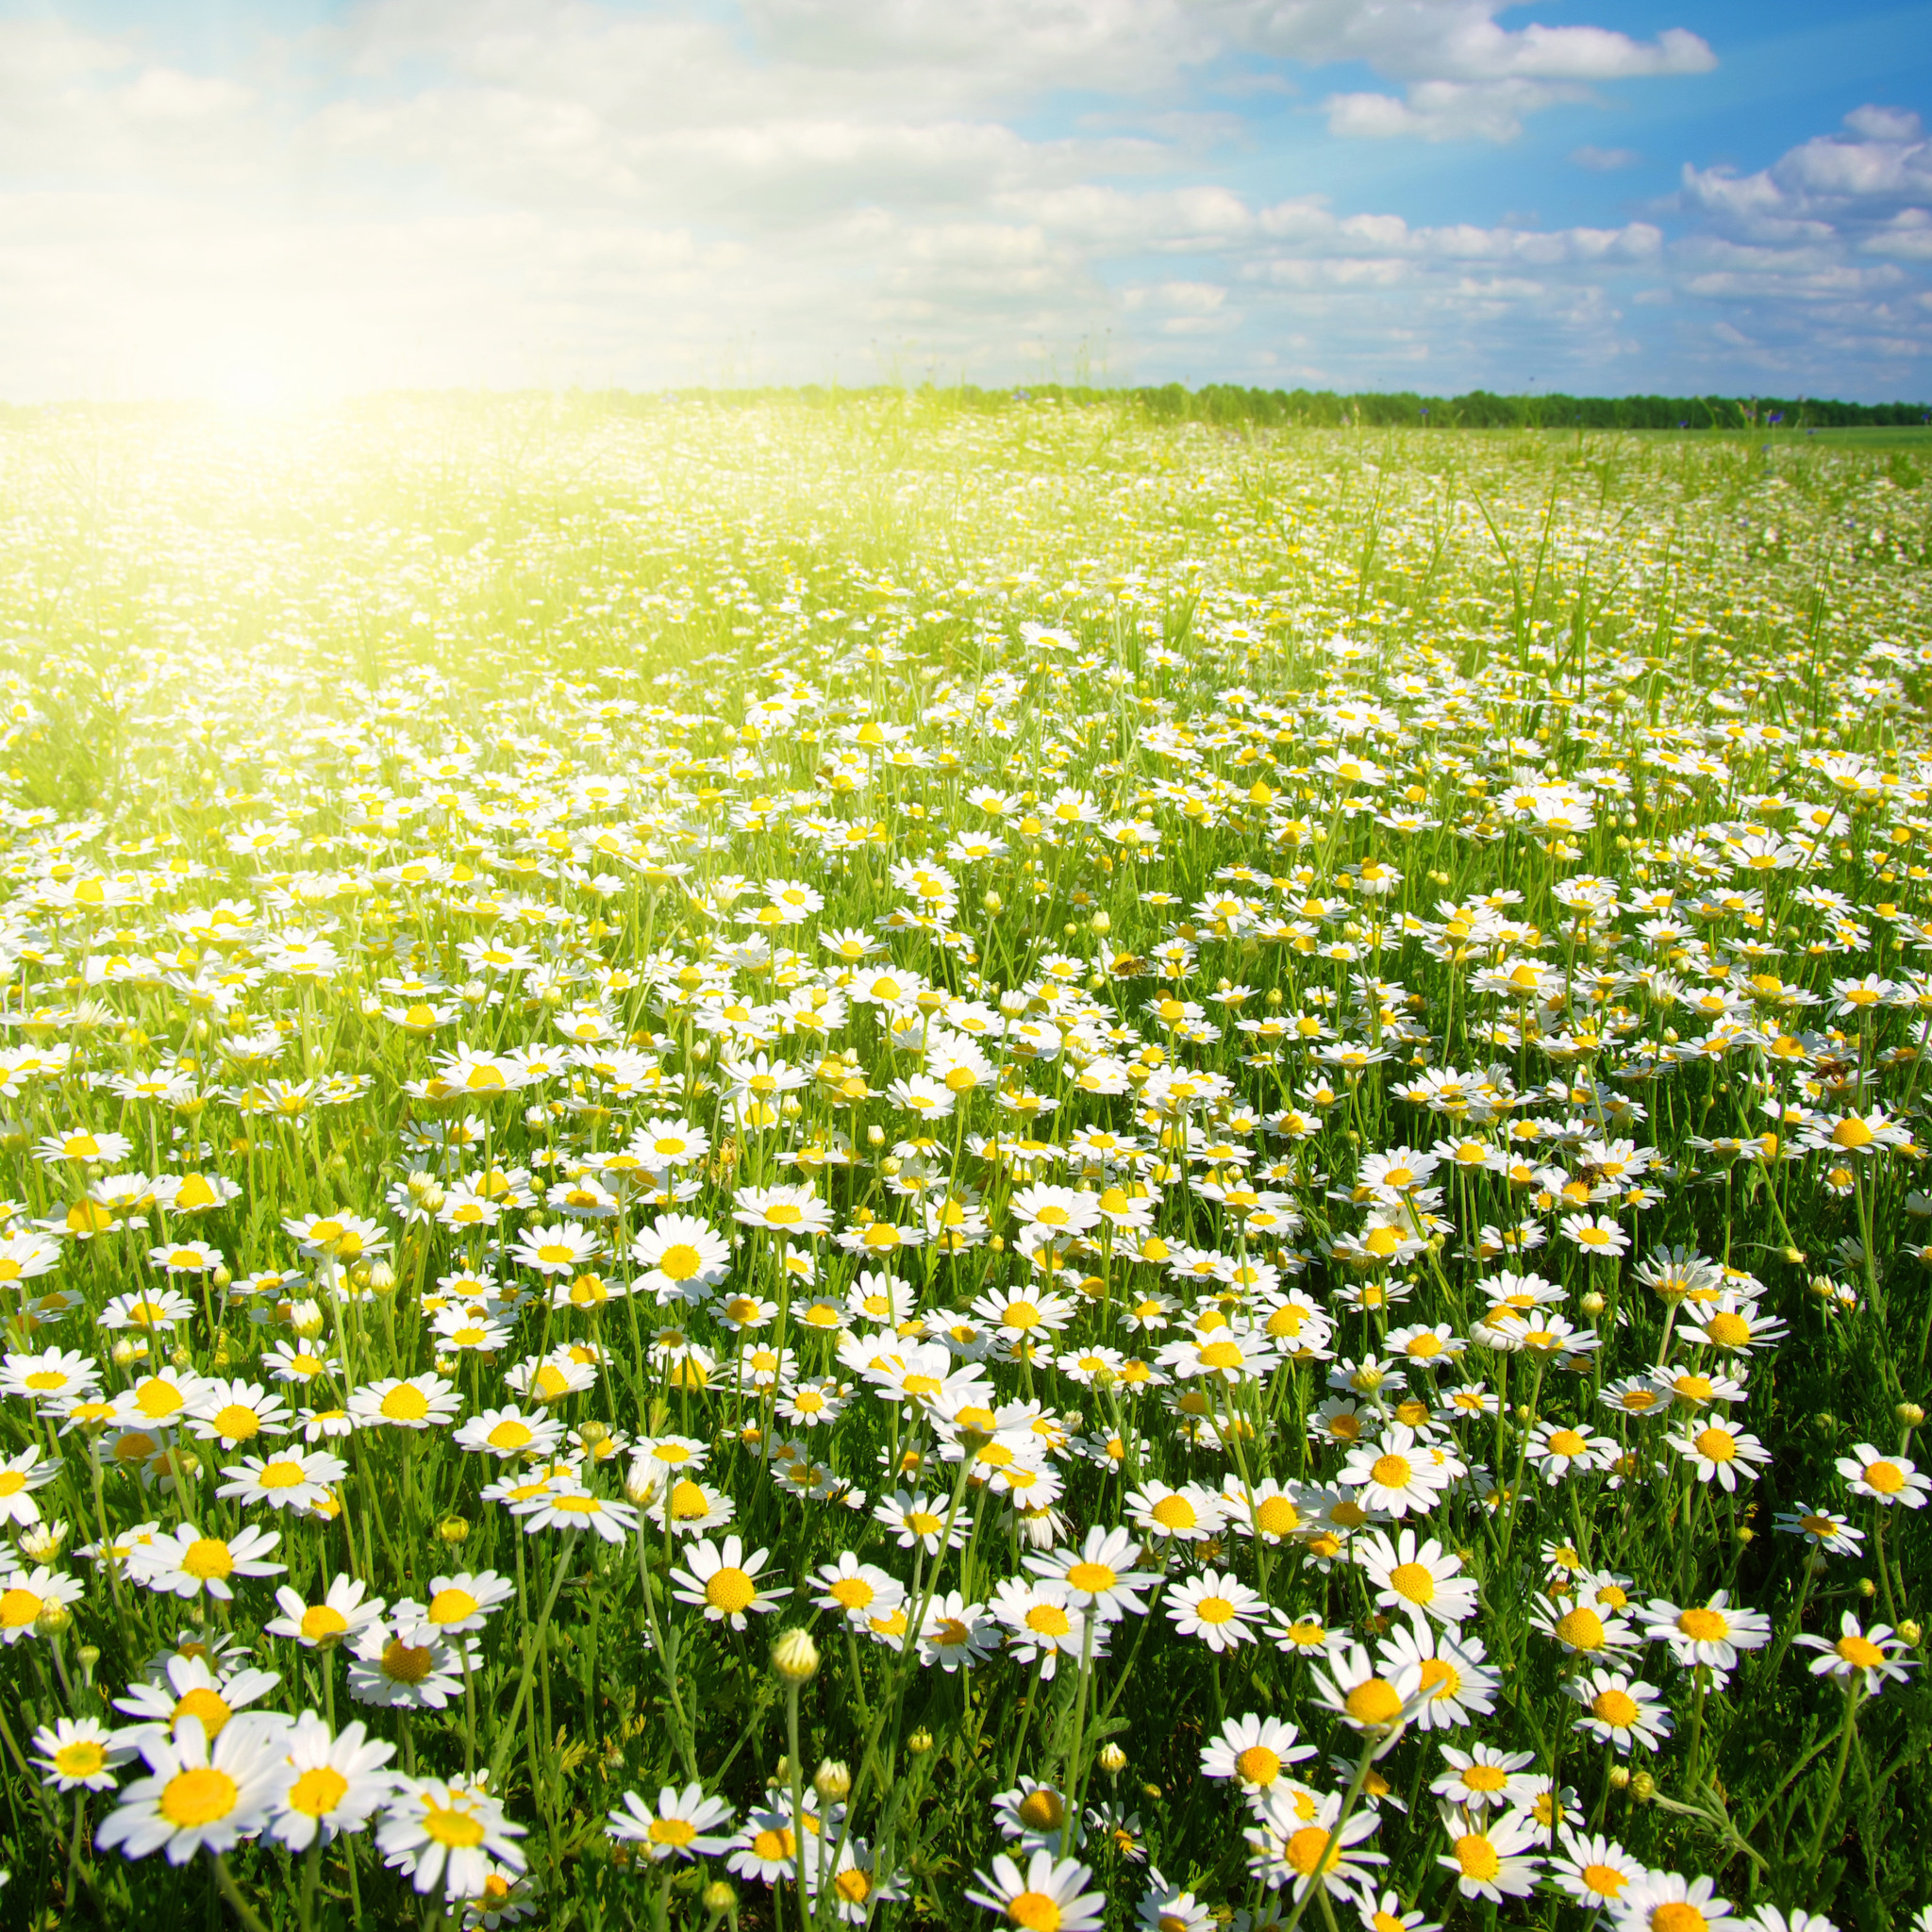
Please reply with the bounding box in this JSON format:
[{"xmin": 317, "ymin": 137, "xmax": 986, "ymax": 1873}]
[
  {"xmin": 158, "ymin": 1765, "xmax": 238, "ymax": 1828},
  {"xmin": 1235, "ymin": 1744, "xmax": 1280, "ymax": 1785},
  {"xmin": 1343, "ymin": 1677, "xmax": 1403, "ymax": 1724},
  {"xmin": 706, "ymin": 1568, "xmax": 756, "ymax": 1615},
  {"xmin": 1388, "ymin": 1561, "xmax": 1435, "ymax": 1604},
  {"xmin": 1592, "ymin": 1689, "xmax": 1640, "ymax": 1725},
  {"xmin": 287, "ymin": 1766, "xmax": 351, "ymax": 1817},
  {"xmin": 181, "ymin": 1538, "xmax": 234, "ymax": 1581}
]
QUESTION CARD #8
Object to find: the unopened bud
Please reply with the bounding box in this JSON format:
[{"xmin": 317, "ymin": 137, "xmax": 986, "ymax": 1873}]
[
  {"xmin": 814, "ymin": 1758, "xmax": 851, "ymax": 1802},
  {"xmin": 1580, "ymin": 1291, "xmax": 1605, "ymax": 1318},
  {"xmin": 438, "ymin": 1516, "xmax": 470, "ymax": 1545},
  {"xmin": 1608, "ymin": 1766, "xmax": 1630, "ymax": 1790},
  {"xmin": 1629, "ymin": 1771, "xmax": 1655, "ymax": 1803},
  {"xmin": 1098, "ymin": 1742, "xmax": 1126, "ymax": 1776},
  {"xmin": 700, "ymin": 1879, "xmax": 737, "ymax": 1922},
  {"xmin": 1861, "ymin": 1576, "xmax": 1878, "ymax": 1597},
  {"xmin": 1899, "ymin": 1619, "xmax": 1923, "ymax": 1645},
  {"xmin": 34, "ymin": 1600, "xmax": 71, "ymax": 1638},
  {"xmin": 1899, "ymin": 1403, "xmax": 1925, "ymax": 1429},
  {"xmin": 771, "ymin": 1628, "xmax": 820, "ymax": 1684},
  {"xmin": 907, "ymin": 1728, "xmax": 934, "ymax": 1756}
]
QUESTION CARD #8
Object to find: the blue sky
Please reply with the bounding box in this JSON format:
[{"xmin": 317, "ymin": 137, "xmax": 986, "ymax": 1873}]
[{"xmin": 1, "ymin": 0, "xmax": 1927, "ymax": 401}]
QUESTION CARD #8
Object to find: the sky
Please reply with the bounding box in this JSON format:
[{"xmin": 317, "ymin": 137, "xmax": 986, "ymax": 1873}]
[{"xmin": 0, "ymin": 0, "xmax": 1929, "ymax": 403}]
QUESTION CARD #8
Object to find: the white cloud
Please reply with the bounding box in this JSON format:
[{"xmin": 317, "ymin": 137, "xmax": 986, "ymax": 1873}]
[{"xmin": 0, "ymin": 5, "xmax": 1917, "ymax": 402}]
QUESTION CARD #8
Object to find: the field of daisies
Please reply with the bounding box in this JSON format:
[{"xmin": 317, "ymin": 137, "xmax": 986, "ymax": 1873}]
[{"xmin": 0, "ymin": 393, "xmax": 1926, "ymax": 1932}]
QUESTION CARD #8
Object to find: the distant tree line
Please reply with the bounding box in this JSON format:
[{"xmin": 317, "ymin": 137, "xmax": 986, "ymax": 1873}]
[{"xmin": 611, "ymin": 384, "xmax": 1931, "ymax": 429}]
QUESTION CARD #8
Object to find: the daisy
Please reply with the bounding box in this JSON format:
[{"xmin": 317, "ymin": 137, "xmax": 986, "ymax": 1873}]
[
  {"xmin": 346, "ymin": 1623, "xmax": 474, "ymax": 1710},
  {"xmin": 1244, "ymin": 1786, "xmax": 1386, "ymax": 1899},
  {"xmin": 1026, "ymin": 1526, "xmax": 1160, "ymax": 1622},
  {"xmin": 1639, "ymin": 1592, "xmax": 1773, "ymax": 1674},
  {"xmin": 966, "ymin": 1849, "xmax": 1107, "ymax": 1931},
  {"xmin": 0, "ymin": 1446, "xmax": 60, "ymax": 1525},
  {"xmin": 455, "ymin": 1406, "xmax": 566, "ymax": 1461},
  {"xmin": 629, "ymin": 1213, "xmax": 732, "ymax": 1299},
  {"xmin": 266, "ymin": 1576, "xmax": 387, "ymax": 1648},
  {"xmin": 1352, "ymin": 1890, "xmax": 1441, "ymax": 1932},
  {"xmin": 874, "ymin": 1491, "xmax": 971, "ymax": 1557},
  {"xmin": 918, "ymin": 1591, "xmax": 996, "ymax": 1671},
  {"xmin": 1166, "ymin": 1569, "xmax": 1266, "ymax": 1652},
  {"xmin": 378, "ymin": 1774, "xmax": 527, "ymax": 1901},
  {"xmin": 1564, "ymin": 1669, "xmax": 1674, "ymax": 1753},
  {"xmin": 1199, "ymin": 1714, "xmax": 1316, "ymax": 1792},
  {"xmin": 644, "ymin": 1476, "xmax": 736, "ymax": 1536},
  {"xmin": 509, "ymin": 1486, "xmax": 638, "ymax": 1543},
  {"xmin": 131, "ymin": 1523, "xmax": 286, "ymax": 1601},
  {"xmin": 508, "ymin": 1221, "xmax": 604, "ymax": 1276},
  {"xmin": 186, "ymin": 1378, "xmax": 292, "ymax": 1446},
  {"xmin": 605, "ymin": 1782, "xmax": 736, "ymax": 1861},
  {"xmin": 727, "ymin": 1795, "xmax": 827, "ymax": 1886},
  {"xmin": 31, "ymin": 1715, "xmax": 135, "ymax": 1792},
  {"xmin": 1436, "ymin": 1804, "xmax": 1541, "ymax": 1902},
  {"xmin": 730, "ymin": 1184, "xmax": 835, "ymax": 1238},
  {"xmin": 268, "ymin": 1711, "xmax": 397, "ymax": 1850},
  {"xmin": 988, "ymin": 1576, "xmax": 1094, "ymax": 1679},
  {"xmin": 1429, "ymin": 1741, "xmax": 1537, "ymax": 1811},
  {"xmin": 113, "ymin": 1653, "xmax": 284, "ymax": 1747},
  {"xmin": 1612, "ymin": 1870, "xmax": 1746, "ymax": 1932},
  {"xmin": 1837, "ymin": 1443, "xmax": 1930, "ymax": 1508},
  {"xmin": 1530, "ymin": 1591, "xmax": 1639, "ymax": 1657},
  {"xmin": 1525, "ymin": 1420, "xmax": 1619, "ymax": 1485},
  {"xmin": 1795, "ymin": 1610, "xmax": 1918, "ymax": 1694},
  {"xmin": 1774, "ymin": 1503, "xmax": 1865, "ymax": 1557},
  {"xmin": 668, "ymin": 1536, "xmax": 790, "ymax": 1629},
  {"xmin": 0, "ymin": 1347, "xmax": 99, "ymax": 1407},
  {"xmin": 1337, "ymin": 1426, "xmax": 1448, "ymax": 1518},
  {"xmin": 1668, "ymin": 1420, "xmax": 1772, "ymax": 1491},
  {"xmin": 1546, "ymin": 1828, "xmax": 1643, "ymax": 1910},
  {"xmin": 348, "ymin": 1374, "xmax": 462, "ymax": 1432},
  {"xmin": 1124, "ymin": 1479, "xmax": 1224, "ymax": 1544},
  {"xmin": 1375, "ymin": 1624, "xmax": 1497, "ymax": 1731},
  {"xmin": 1309, "ymin": 1643, "xmax": 1425, "ymax": 1743},
  {"xmin": 1354, "ymin": 1530, "xmax": 1478, "ymax": 1630},
  {"xmin": 408, "ymin": 1572, "xmax": 515, "ymax": 1636},
  {"xmin": 217, "ymin": 1449, "xmax": 346, "ymax": 1512},
  {"xmin": 813, "ymin": 1553, "xmax": 906, "ymax": 1627},
  {"xmin": 95, "ymin": 1714, "xmax": 293, "ymax": 1865}
]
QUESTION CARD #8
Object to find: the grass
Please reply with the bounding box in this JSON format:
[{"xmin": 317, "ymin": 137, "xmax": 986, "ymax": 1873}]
[{"xmin": 0, "ymin": 393, "xmax": 1924, "ymax": 1931}]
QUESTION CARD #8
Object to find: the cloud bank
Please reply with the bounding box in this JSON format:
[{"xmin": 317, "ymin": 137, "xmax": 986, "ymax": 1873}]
[{"xmin": 0, "ymin": 3, "xmax": 1923, "ymax": 401}]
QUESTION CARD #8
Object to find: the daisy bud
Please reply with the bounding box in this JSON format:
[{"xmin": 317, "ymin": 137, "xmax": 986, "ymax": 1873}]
[
  {"xmin": 771, "ymin": 1628, "xmax": 820, "ymax": 1684},
  {"xmin": 1580, "ymin": 1291, "xmax": 1605, "ymax": 1317},
  {"xmin": 1608, "ymin": 1766, "xmax": 1630, "ymax": 1790},
  {"xmin": 1860, "ymin": 1577, "xmax": 1878, "ymax": 1597},
  {"xmin": 701, "ymin": 1880, "xmax": 737, "ymax": 1923},
  {"xmin": 1899, "ymin": 1621, "xmax": 1922, "ymax": 1645},
  {"xmin": 439, "ymin": 1516, "xmax": 470, "ymax": 1544},
  {"xmin": 1098, "ymin": 1743, "xmax": 1126, "ymax": 1776},
  {"xmin": 908, "ymin": 1729, "xmax": 934, "ymax": 1756},
  {"xmin": 814, "ymin": 1758, "xmax": 851, "ymax": 1801},
  {"xmin": 1898, "ymin": 1403, "xmax": 1924, "ymax": 1429},
  {"xmin": 1091, "ymin": 911, "xmax": 1110, "ymax": 935},
  {"xmin": 1629, "ymin": 1772, "xmax": 1655, "ymax": 1803},
  {"xmin": 34, "ymin": 1599, "xmax": 71, "ymax": 1638}
]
